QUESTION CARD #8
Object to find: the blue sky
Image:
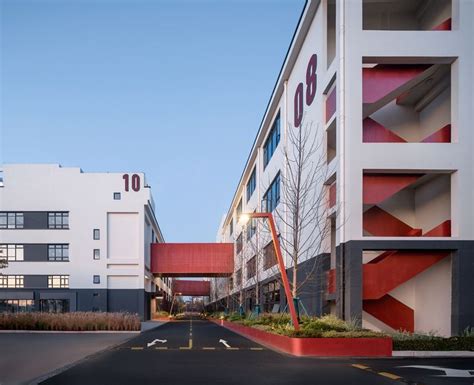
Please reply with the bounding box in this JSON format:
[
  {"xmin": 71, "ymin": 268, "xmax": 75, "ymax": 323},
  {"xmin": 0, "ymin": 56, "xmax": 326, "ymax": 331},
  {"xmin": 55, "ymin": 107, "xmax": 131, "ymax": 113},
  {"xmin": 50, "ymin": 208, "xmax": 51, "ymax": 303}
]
[{"xmin": 1, "ymin": 0, "xmax": 304, "ymax": 242}]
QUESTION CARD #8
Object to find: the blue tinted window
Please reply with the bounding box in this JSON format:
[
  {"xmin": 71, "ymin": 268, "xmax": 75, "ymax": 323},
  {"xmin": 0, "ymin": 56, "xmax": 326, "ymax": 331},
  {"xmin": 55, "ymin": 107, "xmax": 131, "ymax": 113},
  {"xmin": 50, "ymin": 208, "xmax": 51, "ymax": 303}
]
[
  {"xmin": 246, "ymin": 168, "xmax": 256, "ymax": 202},
  {"xmin": 263, "ymin": 172, "xmax": 280, "ymax": 212},
  {"xmin": 263, "ymin": 114, "xmax": 281, "ymax": 168}
]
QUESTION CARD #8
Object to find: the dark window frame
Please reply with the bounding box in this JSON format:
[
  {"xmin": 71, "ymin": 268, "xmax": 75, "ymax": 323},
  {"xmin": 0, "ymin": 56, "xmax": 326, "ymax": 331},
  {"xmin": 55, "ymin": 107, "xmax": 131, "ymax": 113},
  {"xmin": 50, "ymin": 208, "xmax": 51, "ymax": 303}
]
[
  {"xmin": 48, "ymin": 212, "xmax": 69, "ymax": 229},
  {"xmin": 263, "ymin": 113, "xmax": 281, "ymax": 169},
  {"xmin": 263, "ymin": 172, "xmax": 281, "ymax": 212},
  {"xmin": 0, "ymin": 212, "xmax": 24, "ymax": 229},
  {"xmin": 93, "ymin": 275, "xmax": 100, "ymax": 284},
  {"xmin": 93, "ymin": 229, "xmax": 100, "ymax": 240},
  {"xmin": 48, "ymin": 244, "xmax": 69, "ymax": 262},
  {"xmin": 246, "ymin": 167, "xmax": 257, "ymax": 202},
  {"xmin": 113, "ymin": 192, "xmax": 121, "ymax": 200}
]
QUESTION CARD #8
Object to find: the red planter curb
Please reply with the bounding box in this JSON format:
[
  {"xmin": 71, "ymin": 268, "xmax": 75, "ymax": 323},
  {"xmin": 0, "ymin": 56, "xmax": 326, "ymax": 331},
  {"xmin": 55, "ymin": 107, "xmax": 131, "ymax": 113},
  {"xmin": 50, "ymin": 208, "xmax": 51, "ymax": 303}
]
[{"xmin": 212, "ymin": 319, "xmax": 392, "ymax": 357}]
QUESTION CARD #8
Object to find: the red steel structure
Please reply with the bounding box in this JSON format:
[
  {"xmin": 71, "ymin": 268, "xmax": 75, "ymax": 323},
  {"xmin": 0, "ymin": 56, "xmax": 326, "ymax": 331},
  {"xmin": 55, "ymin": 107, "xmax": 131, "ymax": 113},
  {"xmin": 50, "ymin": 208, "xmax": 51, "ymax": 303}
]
[
  {"xmin": 172, "ymin": 280, "xmax": 211, "ymax": 297},
  {"xmin": 151, "ymin": 243, "xmax": 234, "ymax": 277}
]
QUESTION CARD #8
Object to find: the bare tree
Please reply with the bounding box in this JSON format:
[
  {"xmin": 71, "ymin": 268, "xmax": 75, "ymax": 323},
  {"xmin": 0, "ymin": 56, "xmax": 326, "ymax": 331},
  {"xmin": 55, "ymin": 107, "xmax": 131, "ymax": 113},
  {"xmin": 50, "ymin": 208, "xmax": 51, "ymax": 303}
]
[{"xmin": 265, "ymin": 116, "xmax": 336, "ymax": 313}]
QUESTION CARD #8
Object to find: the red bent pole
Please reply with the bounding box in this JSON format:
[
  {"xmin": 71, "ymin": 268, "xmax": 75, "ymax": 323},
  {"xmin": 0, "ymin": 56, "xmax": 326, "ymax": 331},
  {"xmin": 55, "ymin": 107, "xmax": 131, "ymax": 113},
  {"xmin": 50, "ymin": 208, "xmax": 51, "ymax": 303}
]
[{"xmin": 251, "ymin": 212, "xmax": 300, "ymax": 331}]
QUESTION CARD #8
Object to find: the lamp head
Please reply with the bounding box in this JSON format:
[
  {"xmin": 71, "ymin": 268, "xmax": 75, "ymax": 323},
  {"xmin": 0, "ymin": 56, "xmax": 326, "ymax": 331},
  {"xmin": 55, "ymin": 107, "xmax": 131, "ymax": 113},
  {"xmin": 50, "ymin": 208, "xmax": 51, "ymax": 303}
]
[{"xmin": 238, "ymin": 213, "xmax": 250, "ymax": 226}]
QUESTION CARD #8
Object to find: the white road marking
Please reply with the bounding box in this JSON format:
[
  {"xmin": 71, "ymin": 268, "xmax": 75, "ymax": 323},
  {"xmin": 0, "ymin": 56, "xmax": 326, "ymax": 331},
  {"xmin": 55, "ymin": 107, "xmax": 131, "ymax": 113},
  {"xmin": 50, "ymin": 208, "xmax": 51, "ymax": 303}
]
[
  {"xmin": 398, "ymin": 365, "xmax": 474, "ymax": 378},
  {"xmin": 147, "ymin": 339, "xmax": 167, "ymax": 348},
  {"xmin": 219, "ymin": 339, "xmax": 231, "ymax": 348}
]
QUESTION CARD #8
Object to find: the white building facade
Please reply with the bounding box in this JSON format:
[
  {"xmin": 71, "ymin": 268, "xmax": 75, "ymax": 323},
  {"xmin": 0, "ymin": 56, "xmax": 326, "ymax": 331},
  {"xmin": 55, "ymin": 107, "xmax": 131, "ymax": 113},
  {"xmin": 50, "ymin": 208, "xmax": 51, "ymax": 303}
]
[
  {"xmin": 210, "ymin": 0, "xmax": 474, "ymax": 336},
  {"xmin": 0, "ymin": 164, "xmax": 172, "ymax": 320}
]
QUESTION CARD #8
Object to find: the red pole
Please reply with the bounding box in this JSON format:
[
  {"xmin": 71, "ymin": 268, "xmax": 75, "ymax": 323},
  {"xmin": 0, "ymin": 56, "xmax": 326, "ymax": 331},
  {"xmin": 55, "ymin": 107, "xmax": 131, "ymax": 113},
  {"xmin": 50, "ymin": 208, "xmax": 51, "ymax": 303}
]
[{"xmin": 250, "ymin": 213, "xmax": 300, "ymax": 330}]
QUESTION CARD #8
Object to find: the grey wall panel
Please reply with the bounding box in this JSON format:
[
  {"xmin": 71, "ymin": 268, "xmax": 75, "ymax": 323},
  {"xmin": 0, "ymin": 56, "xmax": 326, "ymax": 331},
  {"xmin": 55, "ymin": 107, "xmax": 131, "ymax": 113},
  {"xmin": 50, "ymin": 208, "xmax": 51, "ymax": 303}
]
[
  {"xmin": 76, "ymin": 289, "xmax": 108, "ymax": 312},
  {"xmin": 24, "ymin": 275, "xmax": 48, "ymax": 288},
  {"xmin": 107, "ymin": 289, "xmax": 145, "ymax": 319},
  {"xmin": 24, "ymin": 244, "xmax": 48, "ymax": 261},
  {"xmin": 0, "ymin": 290, "xmax": 34, "ymax": 300},
  {"xmin": 24, "ymin": 212, "xmax": 48, "ymax": 229}
]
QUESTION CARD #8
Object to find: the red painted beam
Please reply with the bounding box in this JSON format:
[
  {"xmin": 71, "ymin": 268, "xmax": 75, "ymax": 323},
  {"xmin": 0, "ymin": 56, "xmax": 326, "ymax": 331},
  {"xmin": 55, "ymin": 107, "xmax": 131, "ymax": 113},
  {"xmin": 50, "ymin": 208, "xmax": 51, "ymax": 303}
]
[
  {"xmin": 363, "ymin": 65, "xmax": 431, "ymax": 104},
  {"xmin": 364, "ymin": 295, "xmax": 414, "ymax": 332},
  {"xmin": 432, "ymin": 18, "xmax": 452, "ymax": 31},
  {"xmin": 325, "ymin": 87, "xmax": 336, "ymax": 123},
  {"xmin": 424, "ymin": 220, "xmax": 451, "ymax": 237},
  {"xmin": 421, "ymin": 124, "xmax": 451, "ymax": 143},
  {"xmin": 363, "ymin": 250, "xmax": 448, "ymax": 300},
  {"xmin": 151, "ymin": 243, "xmax": 234, "ymax": 277},
  {"xmin": 329, "ymin": 183, "xmax": 336, "ymax": 208},
  {"xmin": 363, "ymin": 206, "xmax": 422, "ymax": 237},
  {"xmin": 173, "ymin": 280, "xmax": 210, "ymax": 296},
  {"xmin": 363, "ymin": 174, "xmax": 422, "ymax": 205},
  {"xmin": 363, "ymin": 118, "xmax": 406, "ymax": 143},
  {"xmin": 327, "ymin": 269, "xmax": 336, "ymax": 294}
]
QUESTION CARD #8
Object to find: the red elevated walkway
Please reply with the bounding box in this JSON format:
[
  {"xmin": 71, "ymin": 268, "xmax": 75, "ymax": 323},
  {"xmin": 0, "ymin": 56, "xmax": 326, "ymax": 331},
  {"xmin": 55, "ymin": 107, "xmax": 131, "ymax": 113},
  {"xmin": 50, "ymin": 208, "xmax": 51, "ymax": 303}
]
[
  {"xmin": 151, "ymin": 243, "xmax": 234, "ymax": 277},
  {"xmin": 173, "ymin": 280, "xmax": 211, "ymax": 296}
]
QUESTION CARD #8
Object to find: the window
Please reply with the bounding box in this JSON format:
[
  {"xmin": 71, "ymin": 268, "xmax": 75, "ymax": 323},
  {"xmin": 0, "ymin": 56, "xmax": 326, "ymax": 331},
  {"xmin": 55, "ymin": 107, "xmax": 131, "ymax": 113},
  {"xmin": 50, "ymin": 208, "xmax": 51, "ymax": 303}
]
[
  {"xmin": 93, "ymin": 249, "xmax": 100, "ymax": 260},
  {"xmin": 263, "ymin": 280, "xmax": 281, "ymax": 312},
  {"xmin": 48, "ymin": 245, "xmax": 69, "ymax": 261},
  {"xmin": 235, "ymin": 269, "xmax": 242, "ymax": 287},
  {"xmin": 0, "ymin": 244, "xmax": 24, "ymax": 261},
  {"xmin": 263, "ymin": 241, "xmax": 277, "ymax": 270},
  {"xmin": 246, "ymin": 168, "xmax": 256, "ymax": 202},
  {"xmin": 0, "ymin": 212, "xmax": 24, "ymax": 229},
  {"xmin": 246, "ymin": 217, "xmax": 256, "ymax": 241},
  {"xmin": 0, "ymin": 299, "xmax": 34, "ymax": 313},
  {"xmin": 48, "ymin": 212, "xmax": 69, "ymax": 229},
  {"xmin": 93, "ymin": 275, "xmax": 100, "ymax": 284},
  {"xmin": 229, "ymin": 218, "xmax": 233, "ymax": 236},
  {"xmin": 48, "ymin": 275, "xmax": 69, "ymax": 288},
  {"xmin": 40, "ymin": 299, "xmax": 69, "ymax": 313},
  {"xmin": 93, "ymin": 229, "xmax": 100, "ymax": 240},
  {"xmin": 113, "ymin": 192, "xmax": 121, "ymax": 200},
  {"xmin": 246, "ymin": 256, "xmax": 256, "ymax": 279},
  {"xmin": 263, "ymin": 113, "xmax": 281, "ymax": 168},
  {"xmin": 263, "ymin": 172, "xmax": 280, "ymax": 212},
  {"xmin": 236, "ymin": 233, "xmax": 243, "ymax": 254},
  {"xmin": 236, "ymin": 199, "xmax": 242, "ymax": 220},
  {"xmin": 0, "ymin": 275, "xmax": 24, "ymax": 288},
  {"xmin": 228, "ymin": 277, "xmax": 233, "ymax": 290}
]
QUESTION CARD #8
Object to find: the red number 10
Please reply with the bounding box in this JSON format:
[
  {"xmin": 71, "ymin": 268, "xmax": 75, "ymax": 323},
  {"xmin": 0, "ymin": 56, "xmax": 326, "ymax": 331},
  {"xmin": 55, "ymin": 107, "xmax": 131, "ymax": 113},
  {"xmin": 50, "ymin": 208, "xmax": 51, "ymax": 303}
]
[{"xmin": 123, "ymin": 174, "xmax": 140, "ymax": 192}]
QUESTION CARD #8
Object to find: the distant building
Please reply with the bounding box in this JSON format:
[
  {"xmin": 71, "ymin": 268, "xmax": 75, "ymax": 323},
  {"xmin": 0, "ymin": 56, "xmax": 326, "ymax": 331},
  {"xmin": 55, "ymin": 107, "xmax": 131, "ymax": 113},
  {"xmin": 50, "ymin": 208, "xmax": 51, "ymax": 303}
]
[
  {"xmin": 0, "ymin": 164, "xmax": 171, "ymax": 320},
  {"xmin": 209, "ymin": 0, "xmax": 474, "ymax": 336}
]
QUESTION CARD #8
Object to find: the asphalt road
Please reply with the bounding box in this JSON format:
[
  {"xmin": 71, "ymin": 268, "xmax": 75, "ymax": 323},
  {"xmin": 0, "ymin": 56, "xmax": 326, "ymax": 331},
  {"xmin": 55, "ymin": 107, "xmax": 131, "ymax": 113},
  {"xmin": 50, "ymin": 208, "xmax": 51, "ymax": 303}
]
[{"xmin": 40, "ymin": 317, "xmax": 474, "ymax": 385}]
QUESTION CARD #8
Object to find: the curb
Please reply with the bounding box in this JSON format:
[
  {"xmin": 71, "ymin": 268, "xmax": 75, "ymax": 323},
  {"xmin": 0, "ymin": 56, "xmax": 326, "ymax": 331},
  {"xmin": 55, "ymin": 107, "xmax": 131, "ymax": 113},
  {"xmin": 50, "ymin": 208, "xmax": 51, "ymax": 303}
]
[{"xmin": 393, "ymin": 350, "xmax": 474, "ymax": 358}]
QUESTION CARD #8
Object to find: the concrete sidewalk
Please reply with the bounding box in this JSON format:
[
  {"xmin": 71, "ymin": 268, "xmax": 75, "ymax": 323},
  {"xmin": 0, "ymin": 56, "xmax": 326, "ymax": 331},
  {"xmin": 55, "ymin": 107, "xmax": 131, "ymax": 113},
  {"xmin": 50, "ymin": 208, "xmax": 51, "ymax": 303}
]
[{"xmin": 0, "ymin": 332, "xmax": 136, "ymax": 385}]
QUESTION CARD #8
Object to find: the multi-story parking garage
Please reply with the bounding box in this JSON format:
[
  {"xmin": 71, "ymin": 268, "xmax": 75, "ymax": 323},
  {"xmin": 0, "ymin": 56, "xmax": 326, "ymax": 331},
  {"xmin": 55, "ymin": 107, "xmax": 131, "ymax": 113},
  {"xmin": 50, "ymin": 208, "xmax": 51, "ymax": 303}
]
[
  {"xmin": 208, "ymin": 0, "xmax": 474, "ymax": 336},
  {"xmin": 0, "ymin": 164, "xmax": 172, "ymax": 319}
]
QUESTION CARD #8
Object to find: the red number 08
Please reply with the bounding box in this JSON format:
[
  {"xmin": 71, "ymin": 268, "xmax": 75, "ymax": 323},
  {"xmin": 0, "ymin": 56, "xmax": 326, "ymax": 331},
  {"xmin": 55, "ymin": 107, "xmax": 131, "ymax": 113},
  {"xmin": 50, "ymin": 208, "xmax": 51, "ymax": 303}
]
[{"xmin": 294, "ymin": 54, "xmax": 317, "ymax": 128}]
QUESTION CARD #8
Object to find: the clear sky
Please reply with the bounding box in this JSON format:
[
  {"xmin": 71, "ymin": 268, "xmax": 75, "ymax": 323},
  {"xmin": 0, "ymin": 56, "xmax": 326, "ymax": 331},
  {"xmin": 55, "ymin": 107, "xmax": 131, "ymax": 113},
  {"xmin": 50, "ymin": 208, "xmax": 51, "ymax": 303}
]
[{"xmin": 1, "ymin": 0, "xmax": 305, "ymax": 242}]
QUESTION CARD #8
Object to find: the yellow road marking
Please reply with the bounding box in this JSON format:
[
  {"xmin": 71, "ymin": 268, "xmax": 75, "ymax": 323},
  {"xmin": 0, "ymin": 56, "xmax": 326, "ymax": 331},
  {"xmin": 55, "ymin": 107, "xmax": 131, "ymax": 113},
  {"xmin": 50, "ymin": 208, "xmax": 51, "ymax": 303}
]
[
  {"xmin": 155, "ymin": 347, "xmax": 168, "ymax": 350},
  {"xmin": 250, "ymin": 347, "xmax": 264, "ymax": 351},
  {"xmin": 131, "ymin": 347, "xmax": 144, "ymax": 350},
  {"xmin": 202, "ymin": 347, "xmax": 216, "ymax": 350},
  {"xmin": 226, "ymin": 347, "xmax": 239, "ymax": 350},
  {"xmin": 352, "ymin": 364, "xmax": 370, "ymax": 370},
  {"xmin": 378, "ymin": 372, "xmax": 402, "ymax": 380},
  {"xmin": 189, "ymin": 339, "xmax": 193, "ymax": 349},
  {"xmin": 179, "ymin": 347, "xmax": 191, "ymax": 350}
]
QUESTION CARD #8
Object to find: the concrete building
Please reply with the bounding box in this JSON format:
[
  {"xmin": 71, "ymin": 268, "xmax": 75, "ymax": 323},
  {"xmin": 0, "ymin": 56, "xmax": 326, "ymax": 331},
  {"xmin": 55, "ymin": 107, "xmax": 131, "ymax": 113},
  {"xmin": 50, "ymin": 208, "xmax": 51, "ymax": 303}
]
[
  {"xmin": 0, "ymin": 164, "xmax": 172, "ymax": 320},
  {"xmin": 209, "ymin": 0, "xmax": 474, "ymax": 336}
]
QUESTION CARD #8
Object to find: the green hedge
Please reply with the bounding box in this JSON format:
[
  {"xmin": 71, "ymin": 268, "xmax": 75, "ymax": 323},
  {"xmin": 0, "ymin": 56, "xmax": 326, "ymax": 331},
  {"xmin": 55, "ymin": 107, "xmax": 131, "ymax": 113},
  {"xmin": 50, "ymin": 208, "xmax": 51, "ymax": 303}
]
[{"xmin": 393, "ymin": 336, "xmax": 474, "ymax": 351}]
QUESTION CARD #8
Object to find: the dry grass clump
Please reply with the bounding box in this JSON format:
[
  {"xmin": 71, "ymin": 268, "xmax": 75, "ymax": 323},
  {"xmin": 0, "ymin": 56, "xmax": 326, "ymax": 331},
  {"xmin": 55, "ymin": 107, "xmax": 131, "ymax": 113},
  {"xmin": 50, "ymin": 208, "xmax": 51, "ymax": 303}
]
[{"xmin": 0, "ymin": 312, "xmax": 141, "ymax": 331}]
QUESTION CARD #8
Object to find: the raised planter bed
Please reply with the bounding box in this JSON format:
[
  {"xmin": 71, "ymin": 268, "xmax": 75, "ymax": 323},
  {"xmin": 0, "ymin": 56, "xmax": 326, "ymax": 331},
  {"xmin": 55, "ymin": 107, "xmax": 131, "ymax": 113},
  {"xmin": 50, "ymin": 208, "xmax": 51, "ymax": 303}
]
[{"xmin": 213, "ymin": 319, "xmax": 392, "ymax": 357}]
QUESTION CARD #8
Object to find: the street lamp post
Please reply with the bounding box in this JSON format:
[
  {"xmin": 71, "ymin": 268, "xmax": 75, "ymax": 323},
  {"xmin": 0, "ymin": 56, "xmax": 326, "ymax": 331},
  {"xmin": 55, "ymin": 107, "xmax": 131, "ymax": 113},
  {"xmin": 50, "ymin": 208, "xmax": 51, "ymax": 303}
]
[{"xmin": 239, "ymin": 212, "xmax": 300, "ymax": 331}]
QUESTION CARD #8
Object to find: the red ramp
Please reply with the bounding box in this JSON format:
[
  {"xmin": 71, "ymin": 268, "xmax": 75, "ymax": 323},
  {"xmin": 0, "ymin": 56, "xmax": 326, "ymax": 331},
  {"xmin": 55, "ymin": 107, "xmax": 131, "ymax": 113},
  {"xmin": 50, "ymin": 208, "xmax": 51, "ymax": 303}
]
[
  {"xmin": 173, "ymin": 280, "xmax": 210, "ymax": 296},
  {"xmin": 151, "ymin": 243, "xmax": 234, "ymax": 277}
]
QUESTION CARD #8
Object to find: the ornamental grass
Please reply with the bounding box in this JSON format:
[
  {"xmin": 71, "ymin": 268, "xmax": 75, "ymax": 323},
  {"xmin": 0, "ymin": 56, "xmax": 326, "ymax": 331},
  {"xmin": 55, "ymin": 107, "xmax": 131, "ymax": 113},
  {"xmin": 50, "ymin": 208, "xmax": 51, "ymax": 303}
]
[{"xmin": 0, "ymin": 312, "xmax": 141, "ymax": 331}]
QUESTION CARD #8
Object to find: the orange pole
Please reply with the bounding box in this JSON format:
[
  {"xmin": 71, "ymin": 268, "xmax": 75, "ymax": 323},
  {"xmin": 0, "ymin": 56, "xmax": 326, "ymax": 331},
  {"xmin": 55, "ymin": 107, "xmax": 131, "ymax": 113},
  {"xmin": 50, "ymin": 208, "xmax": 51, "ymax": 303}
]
[{"xmin": 250, "ymin": 212, "xmax": 300, "ymax": 330}]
